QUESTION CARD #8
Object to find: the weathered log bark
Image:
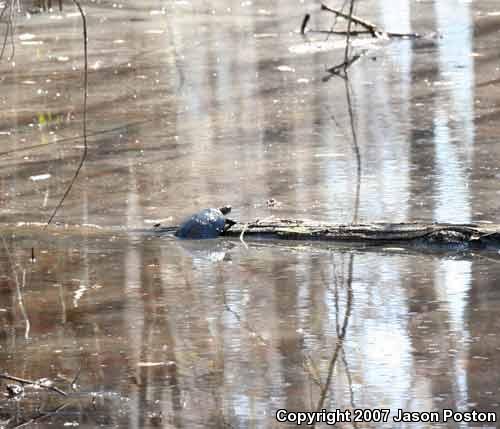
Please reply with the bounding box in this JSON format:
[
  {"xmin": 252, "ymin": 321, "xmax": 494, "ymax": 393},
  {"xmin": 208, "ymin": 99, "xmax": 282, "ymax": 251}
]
[{"xmin": 220, "ymin": 219, "xmax": 500, "ymax": 250}]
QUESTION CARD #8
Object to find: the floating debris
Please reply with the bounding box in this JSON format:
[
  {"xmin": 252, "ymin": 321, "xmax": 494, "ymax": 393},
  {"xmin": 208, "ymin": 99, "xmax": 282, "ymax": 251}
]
[{"xmin": 29, "ymin": 173, "xmax": 51, "ymax": 181}]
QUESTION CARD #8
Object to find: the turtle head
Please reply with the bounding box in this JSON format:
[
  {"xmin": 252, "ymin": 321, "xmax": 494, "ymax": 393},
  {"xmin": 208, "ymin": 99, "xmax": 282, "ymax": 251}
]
[{"xmin": 219, "ymin": 205, "xmax": 232, "ymax": 215}]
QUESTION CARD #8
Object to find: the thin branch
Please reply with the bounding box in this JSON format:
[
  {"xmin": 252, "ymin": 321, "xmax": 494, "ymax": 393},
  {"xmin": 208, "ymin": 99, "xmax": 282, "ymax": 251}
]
[
  {"xmin": 344, "ymin": 76, "xmax": 361, "ymax": 223},
  {"xmin": 302, "ymin": 4, "xmax": 421, "ymax": 41},
  {"xmin": 43, "ymin": 0, "xmax": 88, "ymax": 229},
  {"xmin": 300, "ymin": 13, "xmax": 310, "ymax": 35},
  {"xmin": 310, "ymin": 28, "xmax": 421, "ymax": 38},
  {"xmin": 325, "ymin": 52, "xmax": 362, "ymax": 77},
  {"xmin": 321, "ymin": 3, "xmax": 379, "ymax": 36},
  {"xmin": 343, "ymin": 0, "xmax": 356, "ymax": 67},
  {"xmin": 307, "ymin": 29, "xmax": 373, "ymax": 36},
  {"xmin": 239, "ymin": 223, "xmax": 249, "ymax": 249}
]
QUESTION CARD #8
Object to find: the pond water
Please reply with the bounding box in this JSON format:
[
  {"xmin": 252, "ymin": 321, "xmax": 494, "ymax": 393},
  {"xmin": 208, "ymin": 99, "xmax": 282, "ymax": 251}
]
[{"xmin": 1, "ymin": 0, "xmax": 500, "ymax": 428}]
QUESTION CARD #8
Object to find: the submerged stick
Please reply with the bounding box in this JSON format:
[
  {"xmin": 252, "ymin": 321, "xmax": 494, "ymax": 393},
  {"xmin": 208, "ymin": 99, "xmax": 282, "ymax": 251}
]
[
  {"xmin": 239, "ymin": 223, "xmax": 249, "ymax": 249},
  {"xmin": 0, "ymin": 373, "xmax": 67, "ymax": 397}
]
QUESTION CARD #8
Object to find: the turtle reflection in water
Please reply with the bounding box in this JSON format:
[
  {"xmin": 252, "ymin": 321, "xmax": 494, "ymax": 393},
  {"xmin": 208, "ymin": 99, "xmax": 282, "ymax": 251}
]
[{"xmin": 175, "ymin": 206, "xmax": 236, "ymax": 239}]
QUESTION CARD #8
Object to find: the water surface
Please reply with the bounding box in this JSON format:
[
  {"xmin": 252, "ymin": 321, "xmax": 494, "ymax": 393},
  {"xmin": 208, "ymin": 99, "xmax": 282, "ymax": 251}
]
[{"xmin": 1, "ymin": 0, "xmax": 500, "ymax": 427}]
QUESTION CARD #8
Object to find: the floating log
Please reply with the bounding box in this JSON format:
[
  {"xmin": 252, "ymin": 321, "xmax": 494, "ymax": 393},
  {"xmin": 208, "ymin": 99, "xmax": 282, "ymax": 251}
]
[{"xmin": 220, "ymin": 219, "xmax": 500, "ymax": 250}]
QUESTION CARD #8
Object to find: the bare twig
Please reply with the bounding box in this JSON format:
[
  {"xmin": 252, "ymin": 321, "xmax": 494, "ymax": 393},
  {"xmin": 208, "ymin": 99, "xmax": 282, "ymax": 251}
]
[
  {"xmin": 307, "ymin": 29, "xmax": 373, "ymax": 36},
  {"xmin": 343, "ymin": 0, "xmax": 357, "ymax": 67},
  {"xmin": 302, "ymin": 4, "xmax": 421, "ymax": 41},
  {"xmin": 43, "ymin": 0, "xmax": 88, "ymax": 229},
  {"xmin": 300, "ymin": 13, "xmax": 310, "ymax": 35},
  {"xmin": 344, "ymin": 76, "xmax": 361, "ymax": 223},
  {"xmin": 239, "ymin": 223, "xmax": 249, "ymax": 249},
  {"xmin": 325, "ymin": 52, "xmax": 362, "ymax": 77},
  {"xmin": 321, "ymin": 3, "xmax": 379, "ymax": 36}
]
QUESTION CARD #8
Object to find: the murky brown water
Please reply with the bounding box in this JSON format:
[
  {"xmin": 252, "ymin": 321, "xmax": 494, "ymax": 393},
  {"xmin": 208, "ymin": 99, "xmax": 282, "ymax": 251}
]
[{"xmin": 1, "ymin": 0, "xmax": 500, "ymax": 427}]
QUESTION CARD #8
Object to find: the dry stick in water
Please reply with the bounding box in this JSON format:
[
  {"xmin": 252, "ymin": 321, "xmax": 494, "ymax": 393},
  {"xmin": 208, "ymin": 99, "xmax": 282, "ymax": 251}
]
[
  {"xmin": 325, "ymin": 52, "xmax": 361, "ymax": 76},
  {"xmin": 320, "ymin": 3, "xmax": 421, "ymax": 39},
  {"xmin": 323, "ymin": 0, "xmax": 364, "ymax": 75},
  {"xmin": 321, "ymin": 3, "xmax": 378, "ymax": 36},
  {"xmin": 300, "ymin": 12, "xmax": 372, "ymax": 37},
  {"xmin": 33, "ymin": 0, "xmax": 88, "ymax": 260},
  {"xmin": 344, "ymin": 76, "xmax": 361, "ymax": 223},
  {"xmin": 300, "ymin": 13, "xmax": 310, "ymax": 35},
  {"xmin": 239, "ymin": 223, "xmax": 249, "ymax": 249},
  {"xmin": 43, "ymin": 0, "xmax": 88, "ymax": 230},
  {"xmin": 302, "ymin": 3, "xmax": 421, "ymax": 43},
  {"xmin": 0, "ymin": 373, "xmax": 67, "ymax": 397},
  {"xmin": 343, "ymin": 0, "xmax": 356, "ymax": 68}
]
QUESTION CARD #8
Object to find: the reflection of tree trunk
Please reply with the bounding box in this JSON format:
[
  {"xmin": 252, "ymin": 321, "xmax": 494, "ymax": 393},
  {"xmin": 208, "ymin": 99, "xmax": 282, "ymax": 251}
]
[
  {"xmin": 407, "ymin": 1, "xmax": 438, "ymax": 221},
  {"xmin": 274, "ymin": 260, "xmax": 307, "ymax": 413},
  {"xmin": 33, "ymin": 1, "xmax": 63, "ymax": 12},
  {"xmin": 406, "ymin": 263, "xmax": 456, "ymax": 411},
  {"xmin": 132, "ymin": 274, "xmax": 184, "ymax": 428},
  {"xmin": 151, "ymin": 273, "xmax": 183, "ymax": 428},
  {"xmin": 161, "ymin": 310, "xmax": 183, "ymax": 428},
  {"xmin": 468, "ymin": 275, "xmax": 500, "ymax": 414}
]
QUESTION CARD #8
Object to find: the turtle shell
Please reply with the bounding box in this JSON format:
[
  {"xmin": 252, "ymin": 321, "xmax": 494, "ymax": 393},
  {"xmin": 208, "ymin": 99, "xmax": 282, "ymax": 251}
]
[{"xmin": 175, "ymin": 208, "xmax": 227, "ymax": 239}]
